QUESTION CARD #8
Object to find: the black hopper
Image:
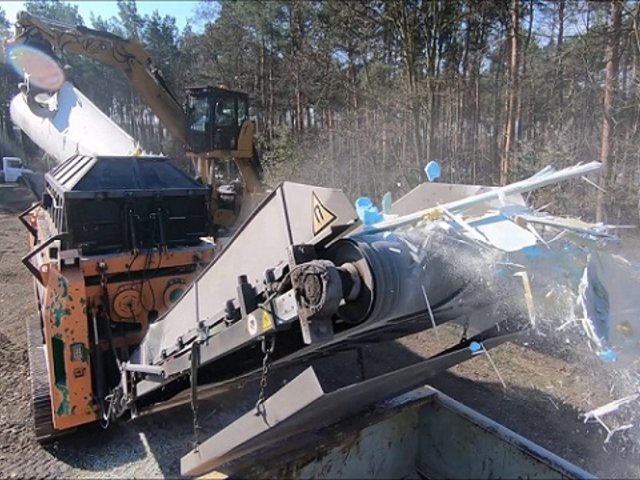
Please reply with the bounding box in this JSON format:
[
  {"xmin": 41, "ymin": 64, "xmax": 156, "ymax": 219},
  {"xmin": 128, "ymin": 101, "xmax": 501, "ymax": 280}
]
[{"xmin": 43, "ymin": 155, "xmax": 211, "ymax": 255}]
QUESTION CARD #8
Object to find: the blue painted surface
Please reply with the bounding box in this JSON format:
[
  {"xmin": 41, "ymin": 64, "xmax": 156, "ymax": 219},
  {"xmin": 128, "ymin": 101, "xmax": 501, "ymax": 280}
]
[
  {"xmin": 425, "ymin": 161, "xmax": 442, "ymax": 182},
  {"xmin": 355, "ymin": 197, "xmax": 384, "ymax": 225}
]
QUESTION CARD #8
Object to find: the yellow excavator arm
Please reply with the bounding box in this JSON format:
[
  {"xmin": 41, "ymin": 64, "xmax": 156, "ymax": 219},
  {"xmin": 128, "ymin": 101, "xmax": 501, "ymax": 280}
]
[
  {"xmin": 8, "ymin": 10, "xmax": 265, "ymax": 230},
  {"xmin": 9, "ymin": 10, "xmax": 188, "ymax": 145}
]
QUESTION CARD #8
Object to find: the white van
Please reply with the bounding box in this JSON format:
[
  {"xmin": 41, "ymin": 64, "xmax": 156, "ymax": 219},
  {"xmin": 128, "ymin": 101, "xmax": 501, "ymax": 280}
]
[{"xmin": 0, "ymin": 157, "xmax": 33, "ymax": 183}]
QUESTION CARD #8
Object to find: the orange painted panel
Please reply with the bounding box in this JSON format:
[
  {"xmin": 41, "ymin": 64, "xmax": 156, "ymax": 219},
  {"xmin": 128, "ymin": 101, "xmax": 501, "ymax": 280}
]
[{"xmin": 42, "ymin": 265, "xmax": 96, "ymax": 430}]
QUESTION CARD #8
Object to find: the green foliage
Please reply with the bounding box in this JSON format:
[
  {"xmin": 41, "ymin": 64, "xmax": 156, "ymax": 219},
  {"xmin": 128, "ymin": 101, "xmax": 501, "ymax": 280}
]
[
  {"xmin": 260, "ymin": 127, "xmax": 297, "ymax": 185},
  {"xmin": 116, "ymin": 0, "xmax": 144, "ymax": 39},
  {"xmin": 0, "ymin": 7, "xmax": 9, "ymax": 39},
  {"xmin": 24, "ymin": 0, "xmax": 83, "ymax": 24}
]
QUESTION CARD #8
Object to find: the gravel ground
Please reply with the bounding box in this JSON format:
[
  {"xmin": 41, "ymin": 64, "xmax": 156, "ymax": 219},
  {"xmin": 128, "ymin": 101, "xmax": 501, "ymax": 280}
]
[{"xmin": 1, "ymin": 185, "xmax": 638, "ymax": 478}]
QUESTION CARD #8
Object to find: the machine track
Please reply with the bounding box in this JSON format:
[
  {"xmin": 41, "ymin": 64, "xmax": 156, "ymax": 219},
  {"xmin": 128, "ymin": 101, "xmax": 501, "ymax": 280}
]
[{"xmin": 25, "ymin": 315, "xmax": 58, "ymax": 442}]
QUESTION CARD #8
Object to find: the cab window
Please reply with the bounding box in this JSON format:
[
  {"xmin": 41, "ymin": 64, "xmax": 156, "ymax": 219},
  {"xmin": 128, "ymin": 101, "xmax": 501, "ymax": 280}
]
[
  {"xmin": 187, "ymin": 95, "xmax": 211, "ymax": 151},
  {"xmin": 188, "ymin": 96, "xmax": 210, "ymax": 133},
  {"xmin": 214, "ymin": 97, "xmax": 237, "ymax": 128},
  {"xmin": 237, "ymin": 98, "xmax": 248, "ymax": 127}
]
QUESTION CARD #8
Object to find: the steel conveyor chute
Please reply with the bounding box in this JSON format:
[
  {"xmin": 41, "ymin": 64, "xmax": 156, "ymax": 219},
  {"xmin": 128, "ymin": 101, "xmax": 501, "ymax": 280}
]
[{"xmin": 125, "ymin": 181, "xmax": 517, "ymax": 405}]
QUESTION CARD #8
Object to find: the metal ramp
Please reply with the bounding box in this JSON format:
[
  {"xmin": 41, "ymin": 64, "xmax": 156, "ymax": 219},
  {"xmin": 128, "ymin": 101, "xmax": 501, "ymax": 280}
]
[{"xmin": 181, "ymin": 324, "xmax": 519, "ymax": 476}]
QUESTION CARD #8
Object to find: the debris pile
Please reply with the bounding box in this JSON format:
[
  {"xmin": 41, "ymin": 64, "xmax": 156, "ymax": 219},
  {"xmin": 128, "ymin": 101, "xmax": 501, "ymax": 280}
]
[{"xmin": 358, "ymin": 160, "xmax": 640, "ymax": 444}]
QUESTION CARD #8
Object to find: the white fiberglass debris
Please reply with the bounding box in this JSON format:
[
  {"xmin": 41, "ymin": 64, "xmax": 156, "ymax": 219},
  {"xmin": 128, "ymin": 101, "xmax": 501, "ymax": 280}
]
[
  {"xmin": 381, "ymin": 192, "xmax": 393, "ymax": 214},
  {"xmin": 534, "ymin": 202, "xmax": 553, "ymax": 212},
  {"xmin": 581, "ymin": 392, "xmax": 638, "ymax": 443},
  {"xmin": 515, "ymin": 214, "xmax": 617, "ymax": 239},
  {"xmin": 467, "ymin": 214, "xmax": 538, "ymax": 252},
  {"xmin": 497, "ymin": 190, "xmax": 507, "ymax": 206},
  {"xmin": 514, "ymin": 271, "xmax": 536, "ymax": 328},
  {"xmin": 469, "ymin": 341, "xmax": 507, "ymax": 389},
  {"xmin": 548, "ymin": 397, "xmax": 560, "ymax": 410},
  {"xmin": 498, "ymin": 261, "xmax": 527, "ymax": 269},
  {"xmin": 369, "ymin": 161, "xmax": 601, "ymax": 233},
  {"xmin": 557, "ymin": 318, "xmax": 576, "ymax": 331},
  {"xmin": 581, "ymin": 175, "xmax": 607, "ymax": 193},
  {"xmin": 420, "ymin": 284, "xmax": 438, "ymax": 339},
  {"xmin": 439, "ymin": 205, "xmax": 487, "ymax": 243},
  {"xmin": 597, "ymin": 419, "xmax": 634, "ymax": 444},
  {"xmin": 547, "ymin": 230, "xmax": 568, "ymax": 244},
  {"xmin": 530, "ymin": 165, "xmax": 556, "ymax": 180},
  {"xmin": 582, "ymin": 393, "xmax": 639, "ymax": 423},
  {"xmin": 524, "ymin": 222, "xmax": 550, "ymax": 248}
]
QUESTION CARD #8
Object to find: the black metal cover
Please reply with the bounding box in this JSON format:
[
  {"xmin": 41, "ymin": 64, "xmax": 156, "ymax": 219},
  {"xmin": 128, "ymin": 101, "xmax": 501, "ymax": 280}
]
[{"xmin": 44, "ymin": 155, "xmax": 210, "ymax": 255}]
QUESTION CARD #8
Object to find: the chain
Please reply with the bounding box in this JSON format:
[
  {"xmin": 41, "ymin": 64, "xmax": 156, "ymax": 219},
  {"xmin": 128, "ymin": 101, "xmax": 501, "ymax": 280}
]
[
  {"xmin": 100, "ymin": 386, "xmax": 125, "ymax": 429},
  {"xmin": 254, "ymin": 334, "xmax": 275, "ymax": 424},
  {"xmin": 99, "ymin": 393, "xmax": 113, "ymax": 429}
]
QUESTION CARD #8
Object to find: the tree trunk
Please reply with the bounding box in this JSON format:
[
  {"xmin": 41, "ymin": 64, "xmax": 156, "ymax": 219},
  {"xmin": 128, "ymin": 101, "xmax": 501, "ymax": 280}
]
[
  {"xmin": 596, "ymin": 0, "xmax": 622, "ymax": 222},
  {"xmin": 296, "ymin": 71, "xmax": 304, "ymax": 132},
  {"xmin": 501, "ymin": 0, "xmax": 520, "ymax": 185},
  {"xmin": 557, "ymin": 0, "xmax": 565, "ymax": 109},
  {"xmin": 259, "ymin": 38, "xmax": 266, "ymax": 137},
  {"xmin": 517, "ymin": 0, "xmax": 534, "ymax": 142},
  {"xmin": 268, "ymin": 27, "xmax": 274, "ymax": 139}
]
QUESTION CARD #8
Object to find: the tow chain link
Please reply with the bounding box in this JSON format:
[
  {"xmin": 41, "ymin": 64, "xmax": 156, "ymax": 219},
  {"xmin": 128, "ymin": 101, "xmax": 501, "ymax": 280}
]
[
  {"xmin": 100, "ymin": 386, "xmax": 125, "ymax": 429},
  {"xmin": 254, "ymin": 334, "xmax": 276, "ymax": 424}
]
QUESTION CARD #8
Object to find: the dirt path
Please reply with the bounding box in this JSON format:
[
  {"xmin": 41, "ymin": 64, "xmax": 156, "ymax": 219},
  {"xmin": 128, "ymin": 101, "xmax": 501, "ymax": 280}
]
[{"xmin": 0, "ymin": 186, "xmax": 638, "ymax": 478}]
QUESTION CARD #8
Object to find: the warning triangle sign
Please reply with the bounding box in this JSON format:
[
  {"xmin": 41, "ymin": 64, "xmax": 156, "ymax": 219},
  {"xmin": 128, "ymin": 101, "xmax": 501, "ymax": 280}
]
[{"xmin": 312, "ymin": 192, "xmax": 337, "ymax": 235}]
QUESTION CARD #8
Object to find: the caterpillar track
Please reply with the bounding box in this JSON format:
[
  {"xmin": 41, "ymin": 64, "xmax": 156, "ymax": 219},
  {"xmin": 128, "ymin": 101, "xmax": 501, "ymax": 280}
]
[{"xmin": 26, "ymin": 314, "xmax": 58, "ymax": 442}]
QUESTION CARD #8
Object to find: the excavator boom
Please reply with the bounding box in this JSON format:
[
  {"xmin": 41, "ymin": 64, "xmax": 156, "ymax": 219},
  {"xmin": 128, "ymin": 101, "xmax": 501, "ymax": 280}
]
[
  {"xmin": 9, "ymin": 11, "xmax": 188, "ymax": 145},
  {"xmin": 7, "ymin": 10, "xmax": 265, "ymax": 227}
]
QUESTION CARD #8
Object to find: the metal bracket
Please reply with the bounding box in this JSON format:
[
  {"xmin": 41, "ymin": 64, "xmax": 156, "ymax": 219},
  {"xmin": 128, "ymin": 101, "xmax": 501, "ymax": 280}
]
[
  {"xmin": 123, "ymin": 362, "xmax": 165, "ymax": 378},
  {"xmin": 236, "ymin": 275, "xmax": 257, "ymax": 318},
  {"xmin": 18, "ymin": 202, "xmax": 40, "ymax": 238},
  {"xmin": 290, "ymin": 260, "xmax": 340, "ymax": 344},
  {"xmin": 287, "ymin": 244, "xmax": 316, "ymax": 266},
  {"xmin": 21, "ymin": 233, "xmax": 66, "ymax": 285}
]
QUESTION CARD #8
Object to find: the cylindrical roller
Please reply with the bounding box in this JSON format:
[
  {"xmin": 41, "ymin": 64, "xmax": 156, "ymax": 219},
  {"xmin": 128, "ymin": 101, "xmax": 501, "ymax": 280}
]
[
  {"xmin": 326, "ymin": 234, "xmax": 418, "ymax": 325},
  {"xmin": 327, "ymin": 231, "xmax": 507, "ymax": 329},
  {"xmin": 325, "ymin": 239, "xmax": 375, "ymax": 324}
]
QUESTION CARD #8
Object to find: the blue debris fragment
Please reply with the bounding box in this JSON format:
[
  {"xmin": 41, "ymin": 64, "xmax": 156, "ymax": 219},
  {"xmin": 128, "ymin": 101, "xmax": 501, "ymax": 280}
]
[
  {"xmin": 597, "ymin": 350, "xmax": 618, "ymax": 363},
  {"xmin": 355, "ymin": 197, "xmax": 384, "ymax": 226},
  {"xmin": 425, "ymin": 161, "xmax": 442, "ymax": 182}
]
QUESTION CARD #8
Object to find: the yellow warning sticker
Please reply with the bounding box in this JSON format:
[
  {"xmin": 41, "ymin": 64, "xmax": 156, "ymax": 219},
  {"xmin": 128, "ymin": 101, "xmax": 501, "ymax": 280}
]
[
  {"xmin": 312, "ymin": 192, "xmax": 337, "ymax": 235},
  {"xmin": 262, "ymin": 310, "xmax": 273, "ymax": 331}
]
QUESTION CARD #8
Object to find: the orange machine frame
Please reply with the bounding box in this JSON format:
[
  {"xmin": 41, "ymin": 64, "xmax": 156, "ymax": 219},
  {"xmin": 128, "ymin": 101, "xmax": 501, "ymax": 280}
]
[{"xmin": 23, "ymin": 205, "xmax": 215, "ymax": 430}]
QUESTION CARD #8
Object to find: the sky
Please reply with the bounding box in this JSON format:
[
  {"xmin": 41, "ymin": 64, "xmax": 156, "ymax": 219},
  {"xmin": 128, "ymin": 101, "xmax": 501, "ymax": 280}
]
[{"xmin": 2, "ymin": 1, "xmax": 203, "ymax": 32}]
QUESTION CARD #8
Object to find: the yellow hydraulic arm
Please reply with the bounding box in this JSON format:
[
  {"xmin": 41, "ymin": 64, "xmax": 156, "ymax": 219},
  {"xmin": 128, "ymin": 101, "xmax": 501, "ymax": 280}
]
[
  {"xmin": 9, "ymin": 10, "xmax": 265, "ymax": 229},
  {"xmin": 9, "ymin": 10, "xmax": 188, "ymax": 145}
]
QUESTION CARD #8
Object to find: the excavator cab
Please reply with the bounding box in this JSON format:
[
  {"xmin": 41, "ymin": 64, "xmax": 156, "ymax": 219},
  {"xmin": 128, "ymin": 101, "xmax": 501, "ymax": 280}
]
[
  {"xmin": 185, "ymin": 86, "xmax": 250, "ymax": 155},
  {"xmin": 185, "ymin": 86, "xmax": 264, "ymax": 233}
]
